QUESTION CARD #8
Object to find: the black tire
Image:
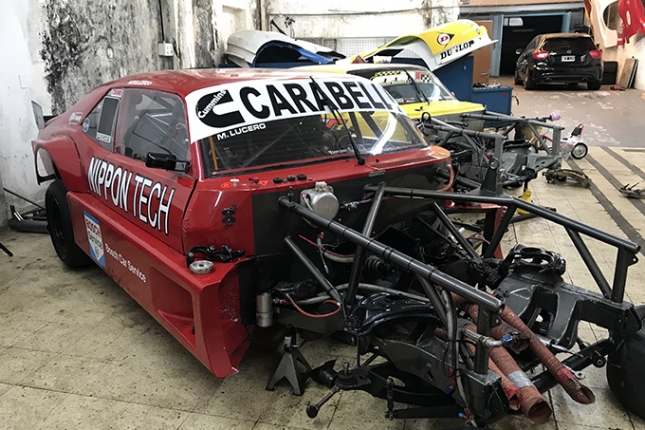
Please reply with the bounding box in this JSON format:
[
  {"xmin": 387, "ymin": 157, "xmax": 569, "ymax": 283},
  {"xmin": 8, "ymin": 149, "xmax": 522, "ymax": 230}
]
[
  {"xmin": 571, "ymin": 142, "xmax": 588, "ymax": 160},
  {"xmin": 46, "ymin": 180, "xmax": 93, "ymax": 268},
  {"xmin": 587, "ymin": 80, "xmax": 602, "ymax": 90},
  {"xmin": 524, "ymin": 76, "xmax": 536, "ymax": 90},
  {"xmin": 514, "ymin": 71, "xmax": 523, "ymax": 85},
  {"xmin": 607, "ymin": 305, "xmax": 645, "ymax": 420}
]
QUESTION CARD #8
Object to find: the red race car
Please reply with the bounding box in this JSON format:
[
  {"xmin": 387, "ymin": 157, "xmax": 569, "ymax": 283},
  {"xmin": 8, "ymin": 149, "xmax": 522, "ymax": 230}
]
[{"xmin": 32, "ymin": 69, "xmax": 645, "ymax": 426}]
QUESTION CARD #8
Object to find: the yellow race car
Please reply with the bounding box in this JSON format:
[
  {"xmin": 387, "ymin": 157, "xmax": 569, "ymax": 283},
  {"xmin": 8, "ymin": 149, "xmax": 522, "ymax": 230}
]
[{"xmin": 296, "ymin": 63, "xmax": 485, "ymax": 128}]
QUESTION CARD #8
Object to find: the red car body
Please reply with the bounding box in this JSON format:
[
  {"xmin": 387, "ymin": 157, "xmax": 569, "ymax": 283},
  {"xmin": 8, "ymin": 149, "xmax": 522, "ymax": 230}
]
[{"xmin": 32, "ymin": 69, "xmax": 452, "ymax": 378}]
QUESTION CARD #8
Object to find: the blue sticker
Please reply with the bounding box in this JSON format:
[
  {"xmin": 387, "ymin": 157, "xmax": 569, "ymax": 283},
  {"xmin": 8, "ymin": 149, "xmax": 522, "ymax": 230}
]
[
  {"xmin": 82, "ymin": 117, "xmax": 90, "ymax": 132},
  {"xmin": 83, "ymin": 211, "xmax": 106, "ymax": 268}
]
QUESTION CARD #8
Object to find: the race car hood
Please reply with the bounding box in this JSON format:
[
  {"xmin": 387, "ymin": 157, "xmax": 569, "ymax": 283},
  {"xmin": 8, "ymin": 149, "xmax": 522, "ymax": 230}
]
[
  {"xmin": 401, "ymin": 100, "xmax": 485, "ymax": 120},
  {"xmin": 225, "ymin": 30, "xmax": 345, "ymax": 67},
  {"xmin": 348, "ymin": 20, "xmax": 496, "ymax": 71}
]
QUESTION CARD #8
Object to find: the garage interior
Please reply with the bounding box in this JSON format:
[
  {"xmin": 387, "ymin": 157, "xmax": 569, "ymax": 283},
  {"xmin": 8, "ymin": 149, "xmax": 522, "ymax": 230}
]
[{"xmin": 2, "ymin": 1, "xmax": 645, "ymax": 430}]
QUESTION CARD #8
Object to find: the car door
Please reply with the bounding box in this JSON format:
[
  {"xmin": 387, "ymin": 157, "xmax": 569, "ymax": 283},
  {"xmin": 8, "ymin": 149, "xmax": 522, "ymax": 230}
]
[{"xmin": 104, "ymin": 88, "xmax": 196, "ymax": 253}]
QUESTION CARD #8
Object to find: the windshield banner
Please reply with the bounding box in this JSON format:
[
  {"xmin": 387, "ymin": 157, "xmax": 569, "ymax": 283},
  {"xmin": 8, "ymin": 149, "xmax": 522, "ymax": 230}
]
[{"xmin": 185, "ymin": 77, "xmax": 403, "ymax": 141}]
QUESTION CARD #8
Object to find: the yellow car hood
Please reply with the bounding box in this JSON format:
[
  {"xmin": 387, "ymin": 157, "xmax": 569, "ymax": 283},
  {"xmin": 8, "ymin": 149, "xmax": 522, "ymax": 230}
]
[
  {"xmin": 349, "ymin": 20, "xmax": 496, "ymax": 71},
  {"xmin": 402, "ymin": 100, "xmax": 485, "ymax": 120}
]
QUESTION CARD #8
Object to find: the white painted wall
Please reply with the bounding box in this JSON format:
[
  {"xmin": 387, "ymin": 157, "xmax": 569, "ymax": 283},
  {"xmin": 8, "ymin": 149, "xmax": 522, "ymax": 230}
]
[
  {"xmin": 265, "ymin": 0, "xmax": 459, "ymax": 38},
  {"xmin": 603, "ymin": 35, "xmax": 645, "ymax": 90},
  {"xmin": 216, "ymin": 0, "xmax": 258, "ymax": 55},
  {"xmin": 0, "ymin": 0, "xmax": 259, "ymax": 228},
  {"xmin": 0, "ymin": 0, "xmax": 48, "ymax": 223}
]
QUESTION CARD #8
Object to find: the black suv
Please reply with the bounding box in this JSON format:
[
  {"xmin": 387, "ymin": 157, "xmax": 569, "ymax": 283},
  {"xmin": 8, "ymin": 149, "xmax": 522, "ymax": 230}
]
[{"xmin": 515, "ymin": 33, "xmax": 603, "ymax": 90}]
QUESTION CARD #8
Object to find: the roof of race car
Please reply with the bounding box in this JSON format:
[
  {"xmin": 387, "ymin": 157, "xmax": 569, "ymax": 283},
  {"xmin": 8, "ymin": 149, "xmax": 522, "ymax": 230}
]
[
  {"xmin": 104, "ymin": 68, "xmax": 357, "ymax": 98},
  {"xmin": 294, "ymin": 63, "xmax": 429, "ymax": 74}
]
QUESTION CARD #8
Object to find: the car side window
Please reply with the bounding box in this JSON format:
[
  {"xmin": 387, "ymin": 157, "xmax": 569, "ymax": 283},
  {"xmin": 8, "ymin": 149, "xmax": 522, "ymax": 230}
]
[
  {"xmin": 84, "ymin": 90, "xmax": 121, "ymax": 150},
  {"xmin": 527, "ymin": 37, "xmax": 538, "ymax": 52},
  {"xmin": 114, "ymin": 89, "xmax": 189, "ymax": 162}
]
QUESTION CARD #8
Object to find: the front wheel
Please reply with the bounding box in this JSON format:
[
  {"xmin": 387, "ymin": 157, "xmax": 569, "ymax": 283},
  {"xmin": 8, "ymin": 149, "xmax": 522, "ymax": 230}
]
[
  {"xmin": 607, "ymin": 305, "xmax": 645, "ymax": 420},
  {"xmin": 571, "ymin": 142, "xmax": 588, "ymax": 159},
  {"xmin": 46, "ymin": 180, "xmax": 93, "ymax": 268}
]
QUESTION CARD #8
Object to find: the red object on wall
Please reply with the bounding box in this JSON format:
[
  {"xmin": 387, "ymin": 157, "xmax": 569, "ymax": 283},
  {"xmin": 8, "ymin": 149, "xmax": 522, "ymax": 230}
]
[{"xmin": 618, "ymin": 0, "xmax": 645, "ymax": 42}]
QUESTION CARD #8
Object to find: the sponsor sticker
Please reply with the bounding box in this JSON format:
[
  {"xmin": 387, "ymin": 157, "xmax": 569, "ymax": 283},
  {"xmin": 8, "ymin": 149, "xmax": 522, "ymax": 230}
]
[
  {"xmin": 109, "ymin": 88, "xmax": 123, "ymax": 98},
  {"xmin": 69, "ymin": 112, "xmax": 83, "ymax": 125},
  {"xmin": 437, "ymin": 33, "xmax": 453, "ymax": 45},
  {"xmin": 439, "ymin": 40, "xmax": 475, "ymax": 61},
  {"xmin": 86, "ymin": 157, "xmax": 175, "ymax": 235},
  {"xmin": 185, "ymin": 77, "xmax": 403, "ymax": 142},
  {"xmin": 82, "ymin": 118, "xmax": 90, "ymax": 132},
  {"xmin": 84, "ymin": 212, "xmax": 106, "ymax": 268},
  {"xmin": 127, "ymin": 80, "xmax": 152, "ymax": 86}
]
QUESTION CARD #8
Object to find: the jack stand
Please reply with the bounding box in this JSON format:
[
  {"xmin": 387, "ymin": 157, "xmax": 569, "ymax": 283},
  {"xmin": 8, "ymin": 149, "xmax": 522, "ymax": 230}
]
[
  {"xmin": 267, "ymin": 333, "xmax": 312, "ymax": 395},
  {"xmin": 517, "ymin": 183, "xmax": 532, "ymax": 215}
]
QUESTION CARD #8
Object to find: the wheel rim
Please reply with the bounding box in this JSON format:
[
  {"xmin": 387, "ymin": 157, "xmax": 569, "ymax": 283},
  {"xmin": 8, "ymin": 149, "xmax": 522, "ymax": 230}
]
[
  {"xmin": 572, "ymin": 144, "xmax": 587, "ymax": 159},
  {"xmin": 50, "ymin": 198, "xmax": 67, "ymax": 252}
]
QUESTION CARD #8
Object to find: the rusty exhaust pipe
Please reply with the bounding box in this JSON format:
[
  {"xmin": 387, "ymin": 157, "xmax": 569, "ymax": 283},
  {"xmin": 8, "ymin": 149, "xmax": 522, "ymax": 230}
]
[
  {"xmin": 452, "ymin": 297, "xmax": 530, "ymax": 353},
  {"xmin": 478, "ymin": 323, "xmax": 553, "ymax": 424},
  {"xmin": 498, "ymin": 306, "xmax": 595, "ymax": 404},
  {"xmin": 435, "ymin": 327, "xmax": 521, "ymax": 411}
]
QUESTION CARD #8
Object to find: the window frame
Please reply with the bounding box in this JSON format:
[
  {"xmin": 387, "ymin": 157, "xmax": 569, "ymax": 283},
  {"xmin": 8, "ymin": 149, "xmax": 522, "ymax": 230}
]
[{"xmin": 112, "ymin": 88, "xmax": 191, "ymax": 165}]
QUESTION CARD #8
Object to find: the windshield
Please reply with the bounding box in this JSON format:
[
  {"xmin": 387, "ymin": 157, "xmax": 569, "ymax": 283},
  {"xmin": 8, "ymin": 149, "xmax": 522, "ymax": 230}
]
[
  {"xmin": 185, "ymin": 76, "xmax": 427, "ymax": 176},
  {"xmin": 350, "ymin": 69, "xmax": 456, "ymax": 104},
  {"xmin": 542, "ymin": 37, "xmax": 595, "ymax": 53},
  {"xmin": 199, "ymin": 111, "xmax": 426, "ymax": 175}
]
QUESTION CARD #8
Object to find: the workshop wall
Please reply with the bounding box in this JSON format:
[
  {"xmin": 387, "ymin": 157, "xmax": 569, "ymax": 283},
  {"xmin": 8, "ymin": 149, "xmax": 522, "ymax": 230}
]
[
  {"xmin": 264, "ymin": 0, "xmax": 458, "ymax": 38},
  {"xmin": 0, "ymin": 0, "xmax": 49, "ymax": 218},
  {"xmin": 0, "ymin": 0, "xmax": 258, "ymax": 224}
]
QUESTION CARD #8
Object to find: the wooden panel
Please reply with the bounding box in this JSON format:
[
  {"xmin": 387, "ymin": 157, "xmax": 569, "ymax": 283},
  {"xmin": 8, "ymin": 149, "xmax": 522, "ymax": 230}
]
[
  {"xmin": 618, "ymin": 58, "xmax": 638, "ymax": 88},
  {"xmin": 473, "ymin": 21, "xmax": 493, "ymax": 85}
]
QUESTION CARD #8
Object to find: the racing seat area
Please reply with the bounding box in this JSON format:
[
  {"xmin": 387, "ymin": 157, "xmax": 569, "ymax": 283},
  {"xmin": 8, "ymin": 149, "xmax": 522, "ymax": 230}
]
[{"xmin": 117, "ymin": 90, "xmax": 189, "ymax": 162}]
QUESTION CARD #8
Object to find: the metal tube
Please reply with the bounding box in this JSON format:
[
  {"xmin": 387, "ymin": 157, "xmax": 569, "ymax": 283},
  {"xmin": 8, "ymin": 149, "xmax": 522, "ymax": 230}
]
[
  {"xmin": 346, "ymin": 182, "xmax": 386, "ymax": 306},
  {"xmin": 417, "ymin": 277, "xmax": 449, "ymax": 328},
  {"xmin": 3, "ymin": 188, "xmax": 45, "ymax": 210},
  {"xmin": 430, "ymin": 202, "xmax": 480, "ymax": 260},
  {"xmin": 552, "ymin": 126, "xmax": 561, "ymax": 156},
  {"xmin": 279, "ymin": 197, "xmax": 503, "ymax": 312},
  {"xmin": 474, "ymin": 308, "xmax": 492, "ymax": 374},
  {"xmin": 612, "ymin": 248, "xmax": 632, "ymax": 303},
  {"xmin": 283, "ymin": 236, "xmax": 343, "ymax": 304},
  {"xmin": 430, "ymin": 118, "xmax": 504, "ymax": 140},
  {"xmin": 435, "ymin": 169, "xmax": 480, "ymax": 190},
  {"xmin": 484, "ymin": 205, "xmax": 517, "ymax": 259},
  {"xmin": 532, "ymin": 339, "xmax": 613, "ymax": 393},
  {"xmin": 362, "ymin": 185, "xmax": 640, "ymax": 253},
  {"xmin": 482, "ymin": 211, "xmax": 497, "ymax": 256},
  {"xmin": 566, "ymin": 228, "xmax": 612, "ymax": 300},
  {"xmin": 462, "ymin": 112, "xmax": 567, "ymax": 131},
  {"xmin": 296, "ymin": 282, "xmax": 432, "ymax": 306}
]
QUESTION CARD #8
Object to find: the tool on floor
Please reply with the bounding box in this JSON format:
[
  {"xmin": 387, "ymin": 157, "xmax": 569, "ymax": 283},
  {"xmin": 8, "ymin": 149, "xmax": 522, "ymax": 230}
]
[
  {"xmin": 543, "ymin": 169, "xmax": 591, "ymax": 188},
  {"xmin": 4, "ymin": 188, "xmax": 48, "ymax": 234},
  {"xmin": 0, "ymin": 241, "xmax": 13, "ymax": 257},
  {"xmin": 619, "ymin": 183, "xmax": 645, "ymax": 198}
]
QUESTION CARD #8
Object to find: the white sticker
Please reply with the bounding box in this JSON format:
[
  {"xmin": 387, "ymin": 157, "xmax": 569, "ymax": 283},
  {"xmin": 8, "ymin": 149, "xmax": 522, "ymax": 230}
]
[
  {"xmin": 84, "ymin": 212, "xmax": 106, "ymax": 268},
  {"xmin": 69, "ymin": 112, "xmax": 83, "ymax": 125},
  {"xmin": 128, "ymin": 80, "xmax": 152, "ymax": 86},
  {"xmin": 185, "ymin": 77, "xmax": 403, "ymax": 142}
]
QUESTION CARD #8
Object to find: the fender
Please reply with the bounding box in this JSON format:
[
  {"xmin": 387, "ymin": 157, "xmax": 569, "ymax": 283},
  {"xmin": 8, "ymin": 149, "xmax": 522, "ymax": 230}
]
[{"xmin": 32, "ymin": 136, "xmax": 85, "ymax": 192}]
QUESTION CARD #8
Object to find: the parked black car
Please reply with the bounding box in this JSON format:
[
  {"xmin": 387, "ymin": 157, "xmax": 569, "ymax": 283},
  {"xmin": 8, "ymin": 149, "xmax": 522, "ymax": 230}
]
[{"xmin": 515, "ymin": 33, "xmax": 603, "ymax": 90}]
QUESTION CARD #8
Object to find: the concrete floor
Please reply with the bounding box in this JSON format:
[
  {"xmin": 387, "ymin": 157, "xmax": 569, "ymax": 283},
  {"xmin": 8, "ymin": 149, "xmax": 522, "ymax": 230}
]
[{"xmin": 2, "ymin": 84, "xmax": 645, "ymax": 429}]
